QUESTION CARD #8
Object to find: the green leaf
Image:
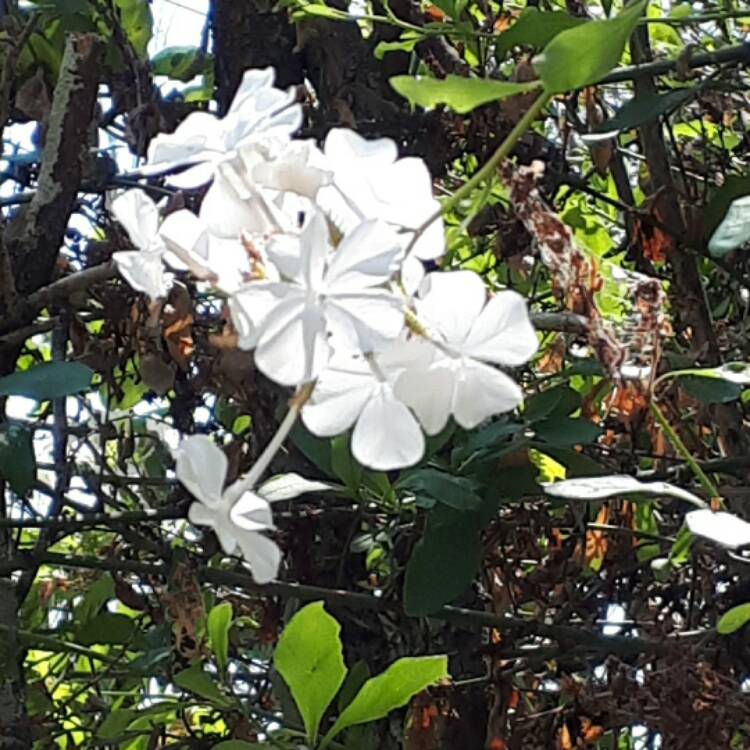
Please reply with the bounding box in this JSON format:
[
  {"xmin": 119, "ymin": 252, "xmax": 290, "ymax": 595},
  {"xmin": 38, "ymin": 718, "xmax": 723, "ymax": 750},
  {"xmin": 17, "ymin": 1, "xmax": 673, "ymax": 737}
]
[
  {"xmin": 207, "ymin": 602, "xmax": 232, "ymax": 673},
  {"xmin": 374, "ymin": 37, "xmax": 419, "ymax": 60},
  {"xmin": 0, "ymin": 361, "xmax": 94, "ymax": 400},
  {"xmin": 331, "ymin": 434, "xmax": 362, "ymax": 491},
  {"xmin": 151, "ymin": 46, "xmax": 209, "ymax": 81},
  {"xmin": 404, "ymin": 505, "xmax": 481, "ymax": 616},
  {"xmin": 591, "ymin": 88, "xmax": 694, "ymax": 135},
  {"xmin": 321, "ymin": 656, "xmax": 448, "ymax": 746},
  {"xmin": 390, "ymin": 74, "xmax": 540, "ymax": 114},
  {"xmin": 524, "ymin": 385, "xmax": 581, "ymax": 422},
  {"xmin": 273, "ymin": 602, "xmax": 348, "ymax": 743},
  {"xmin": 77, "ymin": 612, "xmax": 135, "ymax": 646},
  {"xmin": 534, "ymin": 0, "xmax": 647, "ymax": 93},
  {"xmin": 174, "ymin": 664, "xmax": 233, "ymax": 707},
  {"xmin": 397, "ymin": 468, "xmax": 481, "ymax": 511},
  {"xmin": 534, "ymin": 416, "xmax": 601, "ymax": 446},
  {"xmin": 0, "ymin": 422, "xmax": 35, "ymax": 495},
  {"xmin": 114, "ymin": 0, "xmax": 153, "ymax": 58},
  {"xmin": 495, "ymin": 8, "xmax": 585, "ymax": 61},
  {"xmin": 337, "ymin": 660, "xmax": 371, "ymax": 713},
  {"xmin": 97, "ymin": 709, "xmax": 137, "ymax": 739},
  {"xmin": 74, "ymin": 574, "xmax": 114, "ymax": 625},
  {"xmin": 211, "ymin": 742, "xmax": 266, "ymax": 750},
  {"xmin": 679, "ymin": 375, "xmax": 742, "ymax": 404},
  {"xmin": 717, "ymin": 603, "xmax": 750, "ymax": 635}
]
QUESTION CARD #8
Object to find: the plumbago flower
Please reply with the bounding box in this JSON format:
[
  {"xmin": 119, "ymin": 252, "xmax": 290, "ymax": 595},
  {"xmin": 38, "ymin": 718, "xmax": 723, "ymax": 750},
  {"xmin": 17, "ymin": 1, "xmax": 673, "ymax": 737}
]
[
  {"xmin": 145, "ymin": 68, "xmax": 302, "ymax": 188},
  {"xmin": 109, "ymin": 190, "xmax": 173, "ymax": 301},
  {"xmin": 231, "ymin": 210, "xmax": 405, "ymax": 385},
  {"xmin": 395, "ymin": 271, "xmax": 539, "ymax": 434}
]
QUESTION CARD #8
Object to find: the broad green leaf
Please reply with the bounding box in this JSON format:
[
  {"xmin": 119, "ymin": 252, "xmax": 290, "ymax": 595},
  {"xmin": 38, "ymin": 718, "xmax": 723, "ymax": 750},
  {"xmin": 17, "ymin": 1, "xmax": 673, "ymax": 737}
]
[
  {"xmin": 524, "ymin": 385, "xmax": 581, "ymax": 423},
  {"xmin": 273, "ymin": 602, "xmax": 347, "ymax": 743},
  {"xmin": 679, "ymin": 375, "xmax": 742, "ymax": 404},
  {"xmin": 97, "ymin": 709, "xmax": 137, "ymax": 739},
  {"xmin": 321, "ymin": 656, "xmax": 448, "ymax": 746},
  {"xmin": 0, "ymin": 361, "xmax": 93, "ymax": 400},
  {"xmin": 390, "ymin": 74, "xmax": 540, "ymax": 114},
  {"xmin": 151, "ymin": 46, "xmax": 209, "ymax": 81},
  {"xmin": 289, "ymin": 423, "xmax": 335, "ymax": 478},
  {"xmin": 211, "ymin": 742, "xmax": 266, "ymax": 750},
  {"xmin": 77, "ymin": 612, "xmax": 136, "ymax": 646},
  {"xmin": 74, "ymin": 574, "xmax": 114, "ymax": 625},
  {"xmin": 207, "ymin": 602, "xmax": 232, "ymax": 673},
  {"xmin": 404, "ymin": 505, "xmax": 481, "ymax": 616},
  {"xmin": 495, "ymin": 8, "xmax": 585, "ymax": 61},
  {"xmin": 114, "ymin": 0, "xmax": 153, "ymax": 58},
  {"xmin": 337, "ymin": 660, "xmax": 371, "ymax": 713},
  {"xmin": 717, "ymin": 603, "xmax": 750, "ymax": 635},
  {"xmin": 374, "ymin": 37, "xmax": 419, "ymax": 60},
  {"xmin": 534, "ymin": 416, "xmax": 601, "ymax": 447},
  {"xmin": 534, "ymin": 0, "xmax": 647, "ymax": 93},
  {"xmin": 591, "ymin": 88, "xmax": 694, "ymax": 135},
  {"xmin": 397, "ymin": 469, "xmax": 481, "ymax": 511},
  {"xmin": 174, "ymin": 664, "xmax": 233, "ymax": 707},
  {"xmin": 0, "ymin": 423, "xmax": 35, "ymax": 495},
  {"xmin": 331, "ymin": 435, "xmax": 362, "ymax": 491}
]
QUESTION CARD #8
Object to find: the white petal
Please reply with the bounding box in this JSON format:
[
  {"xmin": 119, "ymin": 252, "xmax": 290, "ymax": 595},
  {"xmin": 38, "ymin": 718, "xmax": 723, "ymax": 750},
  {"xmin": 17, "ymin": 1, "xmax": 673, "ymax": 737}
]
[
  {"xmin": 324, "ymin": 219, "xmax": 402, "ymax": 291},
  {"xmin": 187, "ymin": 500, "xmax": 217, "ymax": 528},
  {"xmin": 401, "ymin": 253, "xmax": 426, "ymax": 296},
  {"xmin": 302, "ymin": 379, "xmax": 372, "ymax": 436},
  {"xmin": 200, "ymin": 173, "xmax": 276, "ymax": 238},
  {"xmin": 325, "ymin": 127, "xmax": 397, "ymax": 169},
  {"xmin": 325, "ymin": 291, "xmax": 404, "ymax": 351},
  {"xmin": 159, "ymin": 210, "xmax": 213, "ymax": 279},
  {"xmin": 146, "ymin": 111, "xmax": 222, "ymax": 171},
  {"xmin": 452, "ymin": 358, "xmax": 524, "ymax": 429},
  {"xmin": 228, "ymin": 68, "xmax": 276, "ymax": 115},
  {"xmin": 174, "ymin": 435, "xmax": 228, "ymax": 505},
  {"xmin": 255, "ymin": 296, "xmax": 330, "ymax": 385},
  {"xmin": 113, "ymin": 250, "xmax": 171, "ymax": 300},
  {"xmin": 686, "ymin": 509, "xmax": 750, "ymax": 549},
  {"xmin": 109, "ymin": 190, "xmax": 160, "ymax": 250},
  {"xmin": 462, "ymin": 290, "xmax": 538, "ymax": 366},
  {"xmin": 351, "ymin": 383, "xmax": 424, "ymax": 470},
  {"xmin": 229, "ymin": 283, "xmax": 285, "ymax": 349},
  {"xmin": 417, "ymin": 271, "xmax": 486, "ymax": 344},
  {"xmin": 258, "ymin": 473, "xmax": 334, "ymax": 501},
  {"xmin": 167, "ymin": 161, "xmax": 219, "ymax": 190},
  {"xmin": 237, "ymin": 532, "xmax": 282, "ymax": 584},
  {"xmin": 395, "ymin": 357, "xmax": 455, "ymax": 435},
  {"xmin": 299, "ymin": 211, "xmax": 330, "ymax": 290},
  {"xmin": 230, "ymin": 491, "xmax": 274, "ymax": 531},
  {"xmin": 214, "ymin": 518, "xmax": 240, "ymax": 556}
]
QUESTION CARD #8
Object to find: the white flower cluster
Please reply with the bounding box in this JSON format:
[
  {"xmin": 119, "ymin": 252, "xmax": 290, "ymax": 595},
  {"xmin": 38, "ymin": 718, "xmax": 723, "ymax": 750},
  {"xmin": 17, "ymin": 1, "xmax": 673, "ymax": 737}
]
[{"xmin": 111, "ymin": 68, "xmax": 538, "ymax": 581}]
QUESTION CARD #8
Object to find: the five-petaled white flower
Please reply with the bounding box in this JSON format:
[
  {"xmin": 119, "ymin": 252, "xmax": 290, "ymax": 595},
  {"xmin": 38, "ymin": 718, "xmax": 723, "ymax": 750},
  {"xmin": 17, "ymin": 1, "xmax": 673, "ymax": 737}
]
[
  {"xmin": 302, "ymin": 343, "xmax": 425, "ymax": 470},
  {"xmin": 395, "ymin": 271, "xmax": 538, "ymax": 434},
  {"xmin": 232, "ymin": 210, "xmax": 406, "ymax": 385},
  {"xmin": 175, "ymin": 434, "xmax": 282, "ymax": 583},
  {"xmin": 110, "ymin": 190, "xmax": 173, "ymax": 301},
  {"xmin": 318, "ymin": 128, "xmax": 444, "ymax": 292},
  {"xmin": 145, "ymin": 68, "xmax": 302, "ymax": 188}
]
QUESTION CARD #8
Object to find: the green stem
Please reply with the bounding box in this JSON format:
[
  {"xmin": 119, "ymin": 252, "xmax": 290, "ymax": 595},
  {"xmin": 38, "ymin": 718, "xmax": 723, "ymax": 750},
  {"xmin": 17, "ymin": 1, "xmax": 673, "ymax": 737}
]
[
  {"xmin": 406, "ymin": 89, "xmax": 551, "ymax": 255},
  {"xmin": 649, "ymin": 401, "xmax": 721, "ymax": 501}
]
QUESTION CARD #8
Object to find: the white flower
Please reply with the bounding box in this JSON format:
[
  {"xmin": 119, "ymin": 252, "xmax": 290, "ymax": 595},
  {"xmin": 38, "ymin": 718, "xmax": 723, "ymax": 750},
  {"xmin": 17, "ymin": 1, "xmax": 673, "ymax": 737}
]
[
  {"xmin": 145, "ymin": 68, "xmax": 302, "ymax": 188},
  {"xmin": 686, "ymin": 509, "xmax": 750, "ymax": 550},
  {"xmin": 395, "ymin": 271, "xmax": 538, "ymax": 434},
  {"xmin": 318, "ymin": 128, "xmax": 444, "ymax": 292},
  {"xmin": 110, "ymin": 190, "xmax": 173, "ymax": 301},
  {"xmin": 232, "ymin": 210, "xmax": 405, "ymax": 386},
  {"xmin": 175, "ymin": 434, "xmax": 282, "ymax": 583},
  {"xmin": 302, "ymin": 344, "xmax": 425, "ymax": 470}
]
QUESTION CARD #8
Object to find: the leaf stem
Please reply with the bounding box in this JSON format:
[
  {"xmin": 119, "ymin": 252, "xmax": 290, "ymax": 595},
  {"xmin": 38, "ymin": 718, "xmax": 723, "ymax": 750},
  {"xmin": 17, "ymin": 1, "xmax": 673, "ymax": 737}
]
[
  {"xmin": 404, "ymin": 89, "xmax": 551, "ymax": 256},
  {"xmin": 648, "ymin": 400, "xmax": 721, "ymax": 501},
  {"xmin": 224, "ymin": 382, "xmax": 316, "ymax": 502}
]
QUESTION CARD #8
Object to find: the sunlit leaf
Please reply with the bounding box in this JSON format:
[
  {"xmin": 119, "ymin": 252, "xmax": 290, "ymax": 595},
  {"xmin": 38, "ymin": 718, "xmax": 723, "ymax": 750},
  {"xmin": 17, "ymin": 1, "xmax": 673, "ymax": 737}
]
[
  {"xmin": 207, "ymin": 602, "xmax": 232, "ymax": 673},
  {"xmin": 273, "ymin": 602, "xmax": 347, "ymax": 743},
  {"xmin": 390, "ymin": 74, "xmax": 540, "ymax": 114},
  {"xmin": 321, "ymin": 656, "xmax": 448, "ymax": 746},
  {"xmin": 495, "ymin": 8, "xmax": 585, "ymax": 61},
  {"xmin": 717, "ymin": 603, "xmax": 750, "ymax": 635},
  {"xmin": 534, "ymin": 0, "xmax": 647, "ymax": 93},
  {"xmin": 0, "ymin": 362, "xmax": 93, "ymax": 400}
]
